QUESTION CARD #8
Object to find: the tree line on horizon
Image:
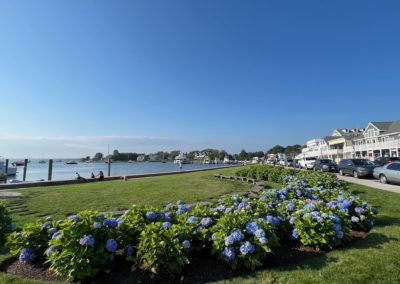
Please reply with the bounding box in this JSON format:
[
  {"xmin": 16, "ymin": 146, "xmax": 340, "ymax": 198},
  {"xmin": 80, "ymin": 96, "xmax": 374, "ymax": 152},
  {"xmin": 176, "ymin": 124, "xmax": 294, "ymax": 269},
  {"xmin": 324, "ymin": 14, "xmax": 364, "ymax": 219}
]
[{"xmin": 80, "ymin": 144, "xmax": 305, "ymax": 162}]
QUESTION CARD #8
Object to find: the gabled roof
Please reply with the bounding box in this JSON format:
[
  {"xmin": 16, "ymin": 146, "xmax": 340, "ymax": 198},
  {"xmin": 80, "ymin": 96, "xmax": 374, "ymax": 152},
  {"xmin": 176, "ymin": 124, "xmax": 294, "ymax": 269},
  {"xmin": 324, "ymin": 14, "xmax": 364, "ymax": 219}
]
[{"xmin": 369, "ymin": 121, "xmax": 400, "ymax": 135}]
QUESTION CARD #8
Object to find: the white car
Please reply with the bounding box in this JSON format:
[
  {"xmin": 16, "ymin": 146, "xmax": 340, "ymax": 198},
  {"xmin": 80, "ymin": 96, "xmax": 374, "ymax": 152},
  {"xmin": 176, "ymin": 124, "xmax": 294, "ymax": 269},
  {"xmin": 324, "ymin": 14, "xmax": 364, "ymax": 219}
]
[{"xmin": 299, "ymin": 157, "xmax": 317, "ymax": 169}]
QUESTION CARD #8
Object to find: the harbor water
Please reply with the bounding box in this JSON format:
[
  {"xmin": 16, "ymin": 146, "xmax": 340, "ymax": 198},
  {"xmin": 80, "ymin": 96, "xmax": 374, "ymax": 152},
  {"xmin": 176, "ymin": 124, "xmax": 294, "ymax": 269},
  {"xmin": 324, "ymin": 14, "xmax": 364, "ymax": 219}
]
[{"xmin": 5, "ymin": 160, "xmax": 228, "ymax": 182}]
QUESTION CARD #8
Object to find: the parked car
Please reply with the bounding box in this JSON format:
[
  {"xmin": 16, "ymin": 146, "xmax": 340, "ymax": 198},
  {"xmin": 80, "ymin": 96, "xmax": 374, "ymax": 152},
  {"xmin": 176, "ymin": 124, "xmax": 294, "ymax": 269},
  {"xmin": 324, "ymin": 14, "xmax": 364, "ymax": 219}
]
[
  {"xmin": 373, "ymin": 156, "xmax": 400, "ymax": 167},
  {"xmin": 266, "ymin": 160, "xmax": 275, "ymax": 166},
  {"xmin": 298, "ymin": 157, "xmax": 316, "ymax": 169},
  {"xmin": 373, "ymin": 162, "xmax": 400, "ymax": 184},
  {"xmin": 338, "ymin": 159, "xmax": 376, "ymax": 178},
  {"xmin": 313, "ymin": 159, "xmax": 338, "ymax": 172}
]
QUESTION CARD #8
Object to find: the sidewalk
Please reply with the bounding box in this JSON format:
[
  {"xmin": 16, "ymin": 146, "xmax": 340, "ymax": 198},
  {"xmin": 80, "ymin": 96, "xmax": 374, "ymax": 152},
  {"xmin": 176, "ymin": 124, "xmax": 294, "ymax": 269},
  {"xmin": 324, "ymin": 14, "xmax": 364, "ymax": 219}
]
[{"xmin": 337, "ymin": 175, "xmax": 400, "ymax": 194}]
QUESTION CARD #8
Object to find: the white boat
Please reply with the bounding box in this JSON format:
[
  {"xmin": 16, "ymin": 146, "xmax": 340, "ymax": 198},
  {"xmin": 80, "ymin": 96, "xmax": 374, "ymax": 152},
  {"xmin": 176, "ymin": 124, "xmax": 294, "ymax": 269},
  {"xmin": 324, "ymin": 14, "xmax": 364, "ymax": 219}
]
[
  {"xmin": 174, "ymin": 153, "xmax": 188, "ymax": 164},
  {"xmin": 0, "ymin": 159, "xmax": 17, "ymax": 178}
]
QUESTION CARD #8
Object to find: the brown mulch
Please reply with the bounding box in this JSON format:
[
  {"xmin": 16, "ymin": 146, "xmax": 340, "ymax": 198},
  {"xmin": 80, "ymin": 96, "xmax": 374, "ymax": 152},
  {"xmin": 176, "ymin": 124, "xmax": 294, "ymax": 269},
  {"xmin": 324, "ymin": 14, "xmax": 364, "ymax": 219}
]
[{"xmin": 2, "ymin": 230, "xmax": 369, "ymax": 283}]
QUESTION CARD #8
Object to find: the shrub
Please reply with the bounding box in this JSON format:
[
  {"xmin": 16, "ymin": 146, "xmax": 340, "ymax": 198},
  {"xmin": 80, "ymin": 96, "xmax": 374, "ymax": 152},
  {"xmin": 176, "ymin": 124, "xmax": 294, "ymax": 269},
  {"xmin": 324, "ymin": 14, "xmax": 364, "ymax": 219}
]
[
  {"xmin": 7, "ymin": 217, "xmax": 53, "ymax": 263},
  {"xmin": 0, "ymin": 202, "xmax": 12, "ymax": 243},
  {"xmin": 46, "ymin": 211, "xmax": 118, "ymax": 280},
  {"xmin": 211, "ymin": 212, "xmax": 279, "ymax": 270},
  {"xmin": 136, "ymin": 222, "xmax": 190, "ymax": 275}
]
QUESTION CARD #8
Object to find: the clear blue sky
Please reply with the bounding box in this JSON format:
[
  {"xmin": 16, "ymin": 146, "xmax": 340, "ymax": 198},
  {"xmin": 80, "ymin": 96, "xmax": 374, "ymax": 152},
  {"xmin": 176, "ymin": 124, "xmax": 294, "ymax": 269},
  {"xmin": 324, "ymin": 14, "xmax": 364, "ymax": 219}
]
[{"xmin": 1, "ymin": 0, "xmax": 399, "ymax": 158}]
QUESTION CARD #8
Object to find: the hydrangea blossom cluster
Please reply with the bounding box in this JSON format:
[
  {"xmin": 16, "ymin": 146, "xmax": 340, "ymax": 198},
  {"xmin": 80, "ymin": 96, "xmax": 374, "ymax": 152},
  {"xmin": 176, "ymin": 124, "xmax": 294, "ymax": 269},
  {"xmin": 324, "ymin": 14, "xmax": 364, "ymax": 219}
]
[
  {"xmin": 19, "ymin": 248, "xmax": 35, "ymax": 263},
  {"xmin": 79, "ymin": 234, "xmax": 95, "ymax": 247},
  {"xmin": 103, "ymin": 218, "xmax": 118, "ymax": 228},
  {"xmin": 106, "ymin": 239, "xmax": 118, "ymax": 253}
]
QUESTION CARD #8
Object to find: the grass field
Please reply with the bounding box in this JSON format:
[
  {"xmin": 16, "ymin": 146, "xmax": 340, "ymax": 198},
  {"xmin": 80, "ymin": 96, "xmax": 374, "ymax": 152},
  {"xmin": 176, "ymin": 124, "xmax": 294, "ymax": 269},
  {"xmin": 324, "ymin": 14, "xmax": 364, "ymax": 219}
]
[{"xmin": 1, "ymin": 167, "xmax": 399, "ymax": 283}]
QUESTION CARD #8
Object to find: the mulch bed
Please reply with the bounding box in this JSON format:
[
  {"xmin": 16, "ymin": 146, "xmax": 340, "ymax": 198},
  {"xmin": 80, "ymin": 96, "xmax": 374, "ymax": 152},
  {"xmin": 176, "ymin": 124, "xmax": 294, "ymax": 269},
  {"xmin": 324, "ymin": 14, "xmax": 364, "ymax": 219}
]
[{"xmin": 1, "ymin": 230, "xmax": 369, "ymax": 283}]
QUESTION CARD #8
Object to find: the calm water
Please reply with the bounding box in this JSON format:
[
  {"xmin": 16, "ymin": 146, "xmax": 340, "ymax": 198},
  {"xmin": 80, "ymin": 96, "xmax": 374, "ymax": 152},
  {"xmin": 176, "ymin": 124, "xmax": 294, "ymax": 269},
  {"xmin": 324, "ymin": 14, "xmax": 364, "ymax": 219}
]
[{"xmin": 6, "ymin": 160, "xmax": 227, "ymax": 182}]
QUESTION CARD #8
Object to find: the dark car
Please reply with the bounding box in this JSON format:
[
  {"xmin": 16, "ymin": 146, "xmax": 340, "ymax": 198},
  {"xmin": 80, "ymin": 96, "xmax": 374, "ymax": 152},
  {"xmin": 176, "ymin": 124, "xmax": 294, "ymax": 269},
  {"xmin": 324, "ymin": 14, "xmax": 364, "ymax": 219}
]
[
  {"xmin": 373, "ymin": 156, "xmax": 400, "ymax": 167},
  {"xmin": 338, "ymin": 159, "xmax": 376, "ymax": 178},
  {"xmin": 314, "ymin": 159, "xmax": 338, "ymax": 172}
]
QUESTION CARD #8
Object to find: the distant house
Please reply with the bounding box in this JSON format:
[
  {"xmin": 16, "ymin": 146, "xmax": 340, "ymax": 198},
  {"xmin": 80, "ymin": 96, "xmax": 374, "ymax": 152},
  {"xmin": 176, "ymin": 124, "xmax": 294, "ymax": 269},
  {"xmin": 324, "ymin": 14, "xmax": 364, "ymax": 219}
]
[
  {"xmin": 136, "ymin": 155, "xmax": 146, "ymax": 162},
  {"xmin": 174, "ymin": 153, "xmax": 188, "ymax": 164}
]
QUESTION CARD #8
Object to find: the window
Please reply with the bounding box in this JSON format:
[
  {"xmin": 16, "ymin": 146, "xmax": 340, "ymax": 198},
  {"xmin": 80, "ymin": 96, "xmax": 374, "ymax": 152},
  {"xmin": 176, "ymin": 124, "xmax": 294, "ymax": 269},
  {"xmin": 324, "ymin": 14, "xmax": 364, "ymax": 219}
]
[{"xmin": 387, "ymin": 163, "xmax": 400, "ymax": 171}]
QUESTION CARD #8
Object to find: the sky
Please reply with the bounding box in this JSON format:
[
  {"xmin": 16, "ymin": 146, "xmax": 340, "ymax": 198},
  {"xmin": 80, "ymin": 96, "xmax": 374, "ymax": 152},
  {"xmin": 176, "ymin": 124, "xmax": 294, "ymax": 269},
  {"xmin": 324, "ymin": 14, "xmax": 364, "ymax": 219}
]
[{"xmin": 1, "ymin": 0, "xmax": 400, "ymax": 158}]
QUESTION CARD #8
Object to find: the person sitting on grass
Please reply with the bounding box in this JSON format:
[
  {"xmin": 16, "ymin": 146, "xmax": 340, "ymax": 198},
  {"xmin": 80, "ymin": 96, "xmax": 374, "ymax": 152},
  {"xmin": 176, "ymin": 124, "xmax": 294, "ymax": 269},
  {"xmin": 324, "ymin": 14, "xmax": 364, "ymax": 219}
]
[
  {"xmin": 97, "ymin": 170, "xmax": 104, "ymax": 181},
  {"xmin": 75, "ymin": 172, "xmax": 86, "ymax": 181}
]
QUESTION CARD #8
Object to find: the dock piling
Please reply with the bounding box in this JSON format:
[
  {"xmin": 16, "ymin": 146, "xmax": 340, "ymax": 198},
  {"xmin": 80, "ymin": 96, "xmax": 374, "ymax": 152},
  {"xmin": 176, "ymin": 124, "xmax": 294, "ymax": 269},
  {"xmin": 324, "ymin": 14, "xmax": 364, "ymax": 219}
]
[
  {"xmin": 48, "ymin": 159, "xmax": 53, "ymax": 181},
  {"xmin": 107, "ymin": 159, "xmax": 111, "ymax": 176},
  {"xmin": 5, "ymin": 159, "xmax": 8, "ymax": 175},
  {"xmin": 23, "ymin": 159, "xmax": 28, "ymax": 181}
]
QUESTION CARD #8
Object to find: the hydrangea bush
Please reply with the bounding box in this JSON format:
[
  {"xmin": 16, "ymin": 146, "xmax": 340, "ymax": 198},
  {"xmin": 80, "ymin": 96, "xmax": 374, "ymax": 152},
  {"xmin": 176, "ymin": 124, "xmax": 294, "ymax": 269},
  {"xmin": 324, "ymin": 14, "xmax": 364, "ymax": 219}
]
[
  {"xmin": 4, "ymin": 167, "xmax": 379, "ymax": 281},
  {"xmin": 45, "ymin": 210, "xmax": 119, "ymax": 280},
  {"xmin": 7, "ymin": 217, "xmax": 54, "ymax": 263},
  {"xmin": 0, "ymin": 202, "xmax": 13, "ymax": 243},
  {"xmin": 211, "ymin": 212, "xmax": 279, "ymax": 270}
]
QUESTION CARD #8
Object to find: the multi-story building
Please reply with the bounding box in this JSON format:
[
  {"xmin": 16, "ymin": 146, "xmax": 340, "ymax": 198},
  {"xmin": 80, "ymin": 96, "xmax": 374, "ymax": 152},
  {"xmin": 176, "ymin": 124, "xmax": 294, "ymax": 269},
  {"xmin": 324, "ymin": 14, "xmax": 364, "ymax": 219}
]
[
  {"xmin": 299, "ymin": 121, "xmax": 400, "ymax": 162},
  {"xmin": 346, "ymin": 121, "xmax": 400, "ymax": 159}
]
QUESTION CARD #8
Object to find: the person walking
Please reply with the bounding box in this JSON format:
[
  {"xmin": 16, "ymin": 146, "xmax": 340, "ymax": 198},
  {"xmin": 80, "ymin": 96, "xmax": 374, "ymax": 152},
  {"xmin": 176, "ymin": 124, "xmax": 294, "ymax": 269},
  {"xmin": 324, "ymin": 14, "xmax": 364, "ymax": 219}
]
[{"xmin": 97, "ymin": 170, "xmax": 104, "ymax": 181}]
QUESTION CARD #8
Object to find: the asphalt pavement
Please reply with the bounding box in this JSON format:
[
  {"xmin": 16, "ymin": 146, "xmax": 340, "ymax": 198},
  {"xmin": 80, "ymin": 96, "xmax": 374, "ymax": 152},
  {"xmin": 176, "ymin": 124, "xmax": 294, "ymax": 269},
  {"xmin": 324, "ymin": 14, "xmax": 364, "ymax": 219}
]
[{"xmin": 336, "ymin": 174, "xmax": 400, "ymax": 194}]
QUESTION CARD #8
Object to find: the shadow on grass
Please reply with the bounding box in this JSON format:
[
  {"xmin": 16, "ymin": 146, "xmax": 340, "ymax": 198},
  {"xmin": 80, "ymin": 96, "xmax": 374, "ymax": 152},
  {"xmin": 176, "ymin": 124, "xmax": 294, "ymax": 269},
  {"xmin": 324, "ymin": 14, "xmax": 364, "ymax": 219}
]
[
  {"xmin": 350, "ymin": 232, "xmax": 398, "ymax": 250},
  {"xmin": 374, "ymin": 215, "xmax": 400, "ymax": 228}
]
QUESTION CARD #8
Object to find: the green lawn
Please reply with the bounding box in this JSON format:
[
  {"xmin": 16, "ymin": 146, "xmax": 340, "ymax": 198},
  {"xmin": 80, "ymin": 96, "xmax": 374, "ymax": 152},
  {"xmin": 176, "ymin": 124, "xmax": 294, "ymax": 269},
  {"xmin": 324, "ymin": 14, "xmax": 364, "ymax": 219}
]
[{"xmin": 1, "ymin": 167, "xmax": 400, "ymax": 283}]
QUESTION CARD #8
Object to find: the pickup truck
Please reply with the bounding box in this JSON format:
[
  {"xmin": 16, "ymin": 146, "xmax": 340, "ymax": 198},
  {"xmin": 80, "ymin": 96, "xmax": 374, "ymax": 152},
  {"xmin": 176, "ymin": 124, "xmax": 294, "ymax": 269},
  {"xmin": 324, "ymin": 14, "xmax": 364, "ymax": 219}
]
[{"xmin": 298, "ymin": 157, "xmax": 317, "ymax": 169}]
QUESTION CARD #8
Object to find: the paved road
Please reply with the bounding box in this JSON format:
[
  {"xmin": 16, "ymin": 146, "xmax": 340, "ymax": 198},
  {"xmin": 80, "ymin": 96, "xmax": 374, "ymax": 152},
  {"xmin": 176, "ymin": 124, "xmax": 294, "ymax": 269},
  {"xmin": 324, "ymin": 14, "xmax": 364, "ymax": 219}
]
[{"xmin": 337, "ymin": 174, "xmax": 400, "ymax": 194}]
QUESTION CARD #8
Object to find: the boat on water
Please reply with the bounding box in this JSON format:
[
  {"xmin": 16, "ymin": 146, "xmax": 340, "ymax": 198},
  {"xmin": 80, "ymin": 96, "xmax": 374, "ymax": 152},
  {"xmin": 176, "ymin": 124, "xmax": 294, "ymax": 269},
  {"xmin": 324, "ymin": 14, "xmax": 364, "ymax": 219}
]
[
  {"xmin": 0, "ymin": 159, "xmax": 17, "ymax": 178},
  {"xmin": 38, "ymin": 160, "xmax": 47, "ymax": 164},
  {"xmin": 65, "ymin": 161, "xmax": 78, "ymax": 165},
  {"xmin": 12, "ymin": 161, "xmax": 25, "ymax": 166},
  {"xmin": 173, "ymin": 153, "xmax": 189, "ymax": 164}
]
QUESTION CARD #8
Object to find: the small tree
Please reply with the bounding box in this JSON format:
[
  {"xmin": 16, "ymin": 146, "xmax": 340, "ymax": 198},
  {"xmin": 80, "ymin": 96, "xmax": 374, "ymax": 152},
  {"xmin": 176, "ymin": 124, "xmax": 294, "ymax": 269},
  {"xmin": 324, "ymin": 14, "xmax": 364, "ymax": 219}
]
[{"xmin": 93, "ymin": 152, "xmax": 104, "ymax": 161}]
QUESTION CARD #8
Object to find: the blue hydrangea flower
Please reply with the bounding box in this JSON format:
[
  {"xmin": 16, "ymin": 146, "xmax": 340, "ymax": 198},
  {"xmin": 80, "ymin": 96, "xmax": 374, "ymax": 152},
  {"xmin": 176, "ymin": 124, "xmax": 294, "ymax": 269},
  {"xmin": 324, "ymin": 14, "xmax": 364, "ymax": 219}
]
[
  {"xmin": 42, "ymin": 221, "xmax": 52, "ymax": 229},
  {"xmin": 292, "ymin": 228, "xmax": 299, "ymax": 239},
  {"xmin": 106, "ymin": 239, "xmax": 118, "ymax": 253},
  {"xmin": 46, "ymin": 245, "xmax": 59, "ymax": 257},
  {"xmin": 157, "ymin": 212, "xmax": 165, "ymax": 220},
  {"xmin": 68, "ymin": 215, "xmax": 81, "ymax": 222},
  {"xmin": 336, "ymin": 230, "xmax": 344, "ymax": 239},
  {"xmin": 176, "ymin": 209, "xmax": 186, "ymax": 215},
  {"xmin": 164, "ymin": 212, "xmax": 173, "ymax": 221},
  {"xmin": 197, "ymin": 225, "xmax": 205, "ymax": 231},
  {"xmin": 48, "ymin": 227, "xmax": 57, "ymax": 235},
  {"xmin": 165, "ymin": 203, "xmax": 173, "ymax": 210},
  {"xmin": 351, "ymin": 216, "xmax": 360, "ymax": 223},
  {"xmin": 225, "ymin": 235, "xmax": 235, "ymax": 246},
  {"xmin": 93, "ymin": 222, "xmax": 102, "ymax": 229},
  {"xmin": 355, "ymin": 207, "xmax": 365, "ymax": 214},
  {"xmin": 223, "ymin": 247, "xmax": 235, "ymax": 262},
  {"xmin": 231, "ymin": 229, "xmax": 244, "ymax": 242},
  {"xmin": 146, "ymin": 211, "xmax": 157, "ymax": 220},
  {"xmin": 337, "ymin": 195, "xmax": 344, "ymax": 202},
  {"xmin": 177, "ymin": 200, "xmax": 184, "ymax": 205},
  {"xmin": 162, "ymin": 221, "xmax": 172, "ymax": 230},
  {"xmin": 103, "ymin": 218, "xmax": 118, "ymax": 228},
  {"xmin": 310, "ymin": 211, "xmax": 321, "ymax": 217},
  {"xmin": 332, "ymin": 224, "xmax": 342, "ymax": 233},
  {"xmin": 329, "ymin": 214, "xmax": 341, "ymax": 223},
  {"xmin": 286, "ymin": 203, "xmax": 295, "ymax": 212},
  {"xmin": 316, "ymin": 217, "xmax": 324, "ymax": 223},
  {"xmin": 289, "ymin": 216, "xmax": 296, "ymax": 225},
  {"xmin": 19, "ymin": 248, "xmax": 35, "ymax": 263},
  {"xmin": 182, "ymin": 240, "xmax": 191, "ymax": 250},
  {"xmin": 187, "ymin": 216, "xmax": 198, "ymax": 224},
  {"xmin": 52, "ymin": 231, "xmax": 63, "ymax": 240},
  {"xmin": 254, "ymin": 229, "xmax": 265, "ymax": 238},
  {"xmin": 246, "ymin": 222, "xmax": 261, "ymax": 234},
  {"xmin": 224, "ymin": 208, "xmax": 233, "ymax": 214},
  {"xmin": 125, "ymin": 244, "xmax": 134, "ymax": 256},
  {"xmin": 321, "ymin": 213, "xmax": 328, "ymax": 219},
  {"xmin": 211, "ymin": 233, "xmax": 217, "ymax": 241},
  {"xmin": 79, "ymin": 234, "xmax": 95, "ymax": 247},
  {"xmin": 259, "ymin": 237, "xmax": 268, "ymax": 245},
  {"xmin": 373, "ymin": 208, "xmax": 379, "ymax": 215},
  {"xmin": 239, "ymin": 241, "xmax": 255, "ymax": 255},
  {"xmin": 201, "ymin": 217, "xmax": 213, "ymax": 227},
  {"xmin": 303, "ymin": 203, "xmax": 316, "ymax": 211}
]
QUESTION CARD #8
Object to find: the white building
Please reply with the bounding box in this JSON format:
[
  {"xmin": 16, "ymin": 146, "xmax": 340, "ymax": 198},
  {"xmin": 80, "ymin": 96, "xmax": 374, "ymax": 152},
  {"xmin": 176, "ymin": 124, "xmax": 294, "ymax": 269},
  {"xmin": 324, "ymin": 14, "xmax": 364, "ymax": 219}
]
[{"xmin": 348, "ymin": 121, "xmax": 400, "ymax": 159}]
